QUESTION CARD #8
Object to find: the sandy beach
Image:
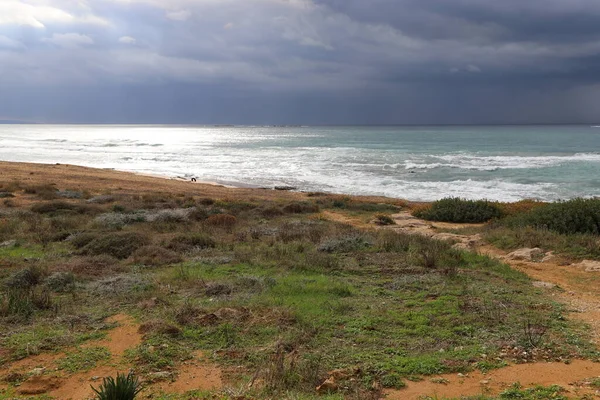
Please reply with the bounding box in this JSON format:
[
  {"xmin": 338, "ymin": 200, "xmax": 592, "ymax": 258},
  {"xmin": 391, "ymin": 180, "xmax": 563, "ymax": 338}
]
[{"xmin": 0, "ymin": 161, "xmax": 405, "ymax": 206}]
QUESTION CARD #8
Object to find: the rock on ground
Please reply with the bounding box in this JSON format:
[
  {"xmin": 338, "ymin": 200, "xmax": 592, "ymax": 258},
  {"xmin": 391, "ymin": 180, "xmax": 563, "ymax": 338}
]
[{"xmin": 505, "ymin": 248, "xmax": 545, "ymax": 262}]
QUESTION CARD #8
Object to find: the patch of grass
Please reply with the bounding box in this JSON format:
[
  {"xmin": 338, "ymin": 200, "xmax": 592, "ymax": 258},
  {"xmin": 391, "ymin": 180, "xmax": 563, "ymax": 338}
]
[
  {"xmin": 56, "ymin": 346, "xmax": 111, "ymax": 372},
  {"xmin": 3, "ymin": 325, "xmax": 107, "ymax": 360},
  {"xmin": 484, "ymin": 225, "xmax": 600, "ymax": 260},
  {"xmin": 414, "ymin": 198, "xmax": 504, "ymax": 223}
]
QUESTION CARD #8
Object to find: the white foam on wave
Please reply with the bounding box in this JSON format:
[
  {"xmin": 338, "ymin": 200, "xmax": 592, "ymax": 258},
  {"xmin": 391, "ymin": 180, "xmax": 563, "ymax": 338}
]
[{"xmin": 405, "ymin": 153, "xmax": 600, "ymax": 171}]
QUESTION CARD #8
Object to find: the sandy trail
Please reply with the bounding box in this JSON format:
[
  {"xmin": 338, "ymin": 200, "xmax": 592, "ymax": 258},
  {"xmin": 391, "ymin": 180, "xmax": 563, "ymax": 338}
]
[{"xmin": 1, "ymin": 314, "xmax": 222, "ymax": 399}]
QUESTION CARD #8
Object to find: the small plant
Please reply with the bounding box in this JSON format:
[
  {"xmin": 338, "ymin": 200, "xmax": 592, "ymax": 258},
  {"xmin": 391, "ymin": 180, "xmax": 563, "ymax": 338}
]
[
  {"xmin": 522, "ymin": 320, "xmax": 548, "ymax": 349},
  {"xmin": 374, "ymin": 214, "xmax": 395, "ymax": 226},
  {"xmin": 91, "ymin": 371, "xmax": 142, "ymax": 400}
]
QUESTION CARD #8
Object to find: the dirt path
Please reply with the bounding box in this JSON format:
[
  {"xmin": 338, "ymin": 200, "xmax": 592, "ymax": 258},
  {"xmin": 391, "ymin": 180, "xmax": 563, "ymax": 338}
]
[
  {"xmin": 2, "ymin": 314, "xmax": 222, "ymax": 399},
  {"xmin": 322, "ymin": 210, "xmax": 600, "ymax": 399}
]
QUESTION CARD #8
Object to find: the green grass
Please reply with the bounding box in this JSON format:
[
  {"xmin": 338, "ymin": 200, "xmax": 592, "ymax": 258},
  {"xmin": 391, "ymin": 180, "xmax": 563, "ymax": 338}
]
[
  {"xmin": 56, "ymin": 345, "xmax": 111, "ymax": 372},
  {"xmin": 3, "ymin": 324, "xmax": 109, "ymax": 361}
]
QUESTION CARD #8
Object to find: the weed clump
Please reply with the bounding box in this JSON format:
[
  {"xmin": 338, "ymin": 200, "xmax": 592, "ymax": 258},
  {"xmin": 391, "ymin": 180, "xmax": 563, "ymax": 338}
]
[
  {"xmin": 414, "ymin": 197, "xmax": 503, "ymax": 223},
  {"xmin": 79, "ymin": 232, "xmax": 150, "ymax": 259}
]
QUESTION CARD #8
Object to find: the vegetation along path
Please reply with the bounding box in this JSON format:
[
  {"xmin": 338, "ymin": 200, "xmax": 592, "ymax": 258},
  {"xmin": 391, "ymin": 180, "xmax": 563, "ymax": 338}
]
[{"xmin": 370, "ymin": 211, "xmax": 600, "ymax": 399}]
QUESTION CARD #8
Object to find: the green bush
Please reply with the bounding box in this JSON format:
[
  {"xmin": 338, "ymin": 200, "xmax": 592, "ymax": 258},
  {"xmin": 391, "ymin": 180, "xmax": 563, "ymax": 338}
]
[
  {"xmin": 31, "ymin": 201, "xmax": 99, "ymax": 216},
  {"xmin": 414, "ymin": 197, "xmax": 503, "ymax": 223},
  {"xmin": 79, "ymin": 232, "xmax": 150, "ymax": 259},
  {"xmin": 167, "ymin": 233, "xmax": 216, "ymax": 252},
  {"xmin": 506, "ymin": 198, "xmax": 600, "ymax": 235},
  {"xmin": 91, "ymin": 371, "xmax": 142, "ymax": 400}
]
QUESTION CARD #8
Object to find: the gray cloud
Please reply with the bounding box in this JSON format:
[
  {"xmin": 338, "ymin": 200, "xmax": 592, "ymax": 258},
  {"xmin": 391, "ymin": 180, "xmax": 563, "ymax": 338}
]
[{"xmin": 1, "ymin": 0, "xmax": 600, "ymax": 123}]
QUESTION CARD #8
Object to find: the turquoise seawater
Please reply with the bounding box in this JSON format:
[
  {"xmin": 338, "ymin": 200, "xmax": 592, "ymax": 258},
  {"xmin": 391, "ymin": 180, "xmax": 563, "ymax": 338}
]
[{"xmin": 1, "ymin": 124, "xmax": 599, "ymax": 201}]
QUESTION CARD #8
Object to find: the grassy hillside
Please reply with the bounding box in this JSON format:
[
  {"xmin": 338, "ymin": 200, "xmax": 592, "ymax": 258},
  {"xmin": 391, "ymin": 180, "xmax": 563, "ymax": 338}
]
[{"xmin": 0, "ymin": 182, "xmax": 597, "ymax": 399}]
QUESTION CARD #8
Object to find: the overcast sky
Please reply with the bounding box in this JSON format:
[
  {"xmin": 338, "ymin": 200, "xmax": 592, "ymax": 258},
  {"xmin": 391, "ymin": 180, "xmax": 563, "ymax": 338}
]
[{"xmin": 1, "ymin": 0, "xmax": 600, "ymax": 124}]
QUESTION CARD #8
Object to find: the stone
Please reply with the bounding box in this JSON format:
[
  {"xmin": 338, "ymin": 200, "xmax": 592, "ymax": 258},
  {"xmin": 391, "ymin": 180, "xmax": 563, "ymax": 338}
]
[
  {"xmin": 541, "ymin": 251, "xmax": 556, "ymax": 263},
  {"xmin": 147, "ymin": 371, "xmax": 173, "ymax": 381},
  {"xmin": 532, "ymin": 281, "xmax": 557, "ymax": 289},
  {"xmin": 274, "ymin": 186, "xmax": 297, "ymax": 191},
  {"xmin": 576, "ymin": 260, "xmax": 600, "ymax": 272},
  {"xmin": 29, "ymin": 367, "xmax": 45, "ymax": 377},
  {"xmin": 0, "ymin": 240, "xmax": 17, "ymax": 248},
  {"xmin": 506, "ymin": 248, "xmax": 545, "ymax": 262}
]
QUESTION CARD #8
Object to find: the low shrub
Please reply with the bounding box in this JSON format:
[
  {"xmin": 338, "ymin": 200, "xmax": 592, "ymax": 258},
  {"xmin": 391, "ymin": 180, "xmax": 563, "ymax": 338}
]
[
  {"xmin": 374, "ymin": 214, "xmax": 395, "ymax": 226},
  {"xmin": 277, "ymin": 221, "xmax": 326, "ymax": 244},
  {"xmin": 138, "ymin": 321, "xmax": 181, "ymax": 338},
  {"xmin": 79, "ymin": 232, "xmax": 150, "ymax": 259},
  {"xmin": 282, "ymin": 202, "xmax": 320, "ymax": 214},
  {"xmin": 45, "ymin": 272, "xmax": 75, "ymax": 292},
  {"xmin": 131, "ymin": 246, "xmax": 182, "ymax": 266},
  {"xmin": 70, "ymin": 232, "xmax": 101, "ymax": 249},
  {"xmin": 188, "ymin": 207, "xmax": 209, "ymax": 221},
  {"xmin": 0, "ymin": 287, "xmax": 53, "ymax": 320},
  {"xmin": 94, "ymin": 212, "xmax": 146, "ymax": 229},
  {"xmin": 318, "ymin": 233, "xmax": 373, "ymax": 253},
  {"xmin": 23, "ymin": 184, "xmax": 59, "ymax": 200},
  {"xmin": 414, "ymin": 197, "xmax": 503, "ymax": 223},
  {"xmin": 167, "ymin": 233, "xmax": 216, "ymax": 252},
  {"xmin": 506, "ymin": 198, "xmax": 600, "ymax": 235},
  {"xmin": 376, "ymin": 230, "xmax": 413, "ymax": 252},
  {"xmin": 260, "ymin": 206, "xmax": 284, "ymax": 218},
  {"xmin": 64, "ymin": 255, "xmax": 123, "ymax": 277},
  {"xmin": 86, "ymin": 195, "xmax": 115, "ymax": 204},
  {"xmin": 31, "ymin": 201, "xmax": 99, "ymax": 216},
  {"xmin": 205, "ymin": 214, "xmax": 237, "ymax": 229},
  {"xmin": 6, "ymin": 266, "xmax": 45, "ymax": 289}
]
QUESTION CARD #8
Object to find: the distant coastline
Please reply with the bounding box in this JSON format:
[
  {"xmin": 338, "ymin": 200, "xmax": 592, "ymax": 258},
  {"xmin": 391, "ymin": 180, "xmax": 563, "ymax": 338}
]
[{"xmin": 0, "ymin": 120, "xmax": 36, "ymax": 124}]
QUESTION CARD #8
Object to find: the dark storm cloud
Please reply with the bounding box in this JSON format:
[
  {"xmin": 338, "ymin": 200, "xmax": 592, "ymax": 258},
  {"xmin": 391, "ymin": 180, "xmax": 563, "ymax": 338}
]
[{"xmin": 1, "ymin": 0, "xmax": 600, "ymax": 124}]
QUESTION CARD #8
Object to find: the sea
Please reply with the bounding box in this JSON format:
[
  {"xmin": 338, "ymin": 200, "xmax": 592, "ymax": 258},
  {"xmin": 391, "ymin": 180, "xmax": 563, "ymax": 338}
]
[{"xmin": 1, "ymin": 124, "xmax": 600, "ymax": 202}]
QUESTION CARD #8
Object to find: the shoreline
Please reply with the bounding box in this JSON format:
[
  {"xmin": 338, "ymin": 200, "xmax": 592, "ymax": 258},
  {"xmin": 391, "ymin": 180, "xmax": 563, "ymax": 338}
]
[{"xmin": 0, "ymin": 160, "xmax": 407, "ymax": 205}]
